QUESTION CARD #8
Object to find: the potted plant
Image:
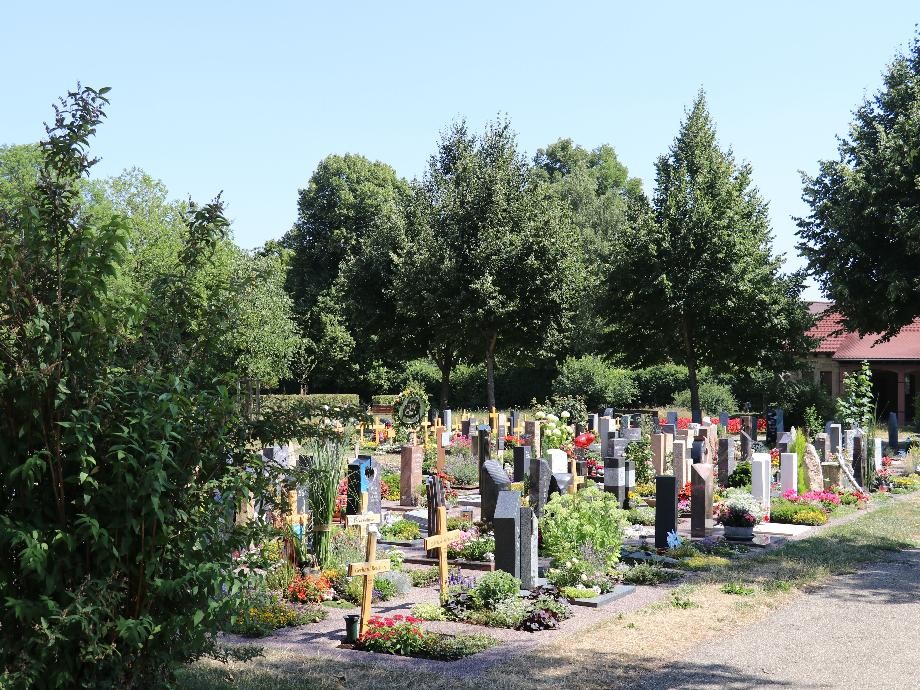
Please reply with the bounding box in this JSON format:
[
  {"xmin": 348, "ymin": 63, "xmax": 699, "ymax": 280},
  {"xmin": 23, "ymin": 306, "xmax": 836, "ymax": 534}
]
[{"xmin": 715, "ymin": 490, "xmax": 763, "ymax": 541}]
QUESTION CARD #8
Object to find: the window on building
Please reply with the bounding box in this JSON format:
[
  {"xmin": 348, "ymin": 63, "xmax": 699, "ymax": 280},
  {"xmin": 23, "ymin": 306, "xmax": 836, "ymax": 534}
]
[{"xmin": 819, "ymin": 370, "xmax": 833, "ymax": 394}]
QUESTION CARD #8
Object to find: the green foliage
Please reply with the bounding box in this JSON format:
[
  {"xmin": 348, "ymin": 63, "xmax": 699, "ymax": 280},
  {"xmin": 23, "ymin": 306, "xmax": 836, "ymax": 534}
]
[
  {"xmin": 263, "ymin": 393, "xmax": 360, "ymax": 409},
  {"xmin": 562, "ymin": 586, "xmax": 600, "ymax": 599},
  {"xmin": 301, "ymin": 438, "xmax": 349, "ymax": 567},
  {"xmin": 0, "ymin": 86, "xmax": 307, "ymax": 687},
  {"xmin": 609, "ymin": 91, "xmax": 813, "ymax": 414},
  {"xmin": 410, "ymin": 602, "xmax": 447, "ymax": 620},
  {"xmin": 837, "ymin": 360, "xmax": 874, "ymax": 429},
  {"xmin": 792, "ymin": 508, "xmax": 828, "ymax": 526},
  {"xmin": 552, "ymin": 356, "xmax": 637, "ymax": 409},
  {"xmin": 728, "ymin": 461, "xmax": 753, "ymax": 488},
  {"xmin": 797, "ymin": 33, "xmax": 920, "ymax": 338},
  {"xmin": 669, "ymin": 588, "xmax": 699, "ymax": 609},
  {"xmin": 422, "ymin": 633, "xmax": 498, "ymax": 660},
  {"xmin": 803, "ymin": 405, "xmax": 823, "ymax": 440},
  {"xmin": 793, "ymin": 430, "xmax": 809, "ymax": 495},
  {"xmin": 409, "ymin": 567, "xmax": 441, "ymax": 588},
  {"xmin": 626, "ymin": 506, "xmax": 656, "ymax": 526},
  {"xmin": 770, "ymin": 498, "xmax": 829, "ymax": 525},
  {"xmin": 380, "ymin": 519, "xmax": 421, "ymax": 541},
  {"xmin": 678, "ymin": 555, "xmax": 730, "ymax": 571},
  {"xmin": 625, "ymin": 436, "xmax": 655, "ymax": 485},
  {"xmin": 672, "ymin": 382, "xmax": 737, "ymax": 415},
  {"xmin": 622, "ymin": 563, "xmax": 681, "ymax": 585},
  {"xmin": 466, "ymin": 597, "xmax": 530, "ymax": 628},
  {"xmin": 371, "ymin": 394, "xmax": 399, "ymax": 406},
  {"xmin": 226, "ymin": 591, "xmax": 326, "ymax": 637},
  {"xmin": 633, "ymin": 364, "xmax": 690, "ymax": 406},
  {"xmin": 541, "ymin": 485, "xmax": 628, "ymax": 567},
  {"xmin": 445, "ymin": 450, "xmax": 479, "ymax": 487},
  {"xmin": 471, "ymin": 571, "xmax": 522, "ymax": 608}
]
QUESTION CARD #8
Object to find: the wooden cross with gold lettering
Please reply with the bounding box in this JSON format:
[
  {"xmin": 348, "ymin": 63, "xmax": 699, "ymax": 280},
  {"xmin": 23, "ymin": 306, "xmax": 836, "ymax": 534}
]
[
  {"xmin": 422, "ymin": 506, "xmax": 461, "ymax": 603},
  {"xmin": 568, "ymin": 455, "xmax": 585, "ymax": 495},
  {"xmin": 347, "ymin": 529, "xmax": 391, "ymax": 636}
]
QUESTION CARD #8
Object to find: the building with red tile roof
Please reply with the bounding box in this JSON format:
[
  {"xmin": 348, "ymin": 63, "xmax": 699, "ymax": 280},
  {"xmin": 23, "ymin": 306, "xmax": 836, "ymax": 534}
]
[{"xmin": 806, "ymin": 301, "xmax": 920, "ymax": 424}]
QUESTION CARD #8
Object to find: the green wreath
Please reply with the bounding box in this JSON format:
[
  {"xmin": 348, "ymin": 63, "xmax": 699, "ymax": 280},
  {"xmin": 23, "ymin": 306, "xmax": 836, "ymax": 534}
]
[{"xmin": 392, "ymin": 385, "xmax": 430, "ymax": 442}]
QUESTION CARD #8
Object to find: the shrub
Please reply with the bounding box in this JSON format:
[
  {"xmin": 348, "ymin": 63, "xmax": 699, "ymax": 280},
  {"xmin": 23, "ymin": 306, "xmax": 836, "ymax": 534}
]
[
  {"xmin": 371, "ymin": 394, "xmax": 399, "ymax": 406},
  {"xmin": 262, "ymin": 393, "xmax": 360, "ymax": 410},
  {"xmin": 562, "ymin": 586, "xmax": 600, "ymax": 599},
  {"xmin": 541, "ymin": 485, "xmax": 628, "ymax": 567},
  {"xmin": 423, "ymin": 633, "xmax": 498, "ymax": 660},
  {"xmin": 471, "ymin": 571, "xmax": 522, "ymax": 608},
  {"xmin": 446, "ymin": 449, "xmax": 479, "ymax": 486},
  {"xmin": 467, "ymin": 597, "xmax": 530, "ymax": 628},
  {"xmin": 727, "ymin": 461, "xmax": 752, "ymax": 488},
  {"xmin": 226, "ymin": 591, "xmax": 326, "ymax": 637},
  {"xmin": 410, "ymin": 566, "xmax": 441, "ymax": 587},
  {"xmin": 381, "ymin": 471, "xmax": 401, "ymax": 501},
  {"xmin": 672, "ymin": 383, "xmax": 737, "ymax": 415},
  {"xmin": 770, "ymin": 497, "xmax": 828, "ymax": 525},
  {"xmin": 626, "ymin": 506, "xmax": 656, "ymax": 526},
  {"xmin": 356, "ymin": 615, "xmax": 428, "ymax": 656},
  {"xmin": 622, "ymin": 563, "xmax": 681, "ymax": 585},
  {"xmin": 791, "ymin": 508, "xmax": 828, "ymax": 526},
  {"xmin": 552, "ymin": 356, "xmax": 638, "ymax": 410},
  {"xmin": 634, "ymin": 364, "xmax": 690, "ymax": 407},
  {"xmin": 287, "ymin": 573, "xmax": 333, "ymax": 604},
  {"xmin": 447, "ymin": 531, "xmax": 495, "ymax": 561},
  {"xmin": 380, "ymin": 519, "xmax": 422, "ymax": 541},
  {"xmin": 378, "ymin": 571, "xmax": 413, "ymax": 596},
  {"xmin": 410, "ymin": 603, "xmax": 447, "ymax": 621}
]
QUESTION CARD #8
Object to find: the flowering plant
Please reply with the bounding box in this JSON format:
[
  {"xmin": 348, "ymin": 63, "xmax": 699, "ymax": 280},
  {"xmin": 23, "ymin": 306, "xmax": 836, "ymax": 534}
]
[
  {"xmin": 585, "ymin": 458, "xmax": 602, "ymax": 477},
  {"xmin": 450, "ymin": 433, "xmax": 471, "ymax": 450},
  {"xmin": 357, "ymin": 615, "xmax": 427, "ymax": 655},
  {"xmin": 716, "ymin": 489, "xmax": 765, "ymax": 526},
  {"xmin": 781, "ymin": 489, "xmax": 840, "ymax": 511},
  {"xmin": 287, "ymin": 572, "xmax": 333, "ymax": 603},
  {"xmin": 658, "ymin": 417, "xmax": 766, "ymax": 433},
  {"xmin": 504, "ymin": 434, "xmax": 524, "ymax": 448},
  {"xmin": 769, "ymin": 448, "xmax": 780, "ymax": 470}
]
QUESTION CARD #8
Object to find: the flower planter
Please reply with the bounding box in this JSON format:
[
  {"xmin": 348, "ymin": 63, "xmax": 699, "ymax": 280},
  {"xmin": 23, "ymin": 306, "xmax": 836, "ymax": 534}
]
[{"xmin": 722, "ymin": 525, "xmax": 755, "ymax": 541}]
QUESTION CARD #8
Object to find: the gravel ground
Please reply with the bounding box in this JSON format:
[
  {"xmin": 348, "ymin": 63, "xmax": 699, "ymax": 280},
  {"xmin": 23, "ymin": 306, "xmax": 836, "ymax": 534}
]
[{"xmin": 631, "ymin": 548, "xmax": 920, "ymax": 690}]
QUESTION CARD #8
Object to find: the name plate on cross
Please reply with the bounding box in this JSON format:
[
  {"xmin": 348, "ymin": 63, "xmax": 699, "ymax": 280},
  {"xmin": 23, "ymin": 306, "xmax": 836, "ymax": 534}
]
[
  {"xmin": 347, "ymin": 559, "xmax": 391, "ymax": 577},
  {"xmin": 345, "ymin": 512, "xmax": 381, "ymax": 529}
]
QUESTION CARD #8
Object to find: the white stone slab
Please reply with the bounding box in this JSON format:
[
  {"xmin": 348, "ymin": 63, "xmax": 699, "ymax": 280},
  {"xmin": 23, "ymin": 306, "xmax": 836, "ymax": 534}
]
[
  {"xmin": 754, "ymin": 522, "xmax": 813, "ymax": 537},
  {"xmin": 546, "ymin": 448, "xmax": 568, "ymax": 474}
]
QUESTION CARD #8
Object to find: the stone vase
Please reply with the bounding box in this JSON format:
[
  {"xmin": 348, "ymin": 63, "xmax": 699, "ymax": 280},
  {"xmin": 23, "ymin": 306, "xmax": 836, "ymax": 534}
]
[{"xmin": 723, "ymin": 524, "xmax": 755, "ymax": 541}]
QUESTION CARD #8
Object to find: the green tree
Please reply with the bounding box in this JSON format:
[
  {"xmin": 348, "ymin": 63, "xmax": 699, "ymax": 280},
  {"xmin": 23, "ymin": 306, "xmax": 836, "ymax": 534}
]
[
  {"xmin": 402, "ymin": 119, "xmax": 584, "ymax": 408},
  {"xmin": 798, "ymin": 33, "xmax": 920, "ymax": 339},
  {"xmin": 282, "ymin": 154, "xmax": 409, "ymax": 393},
  {"xmin": 609, "ymin": 92, "xmax": 813, "ymax": 413},
  {"xmin": 0, "ymin": 143, "xmax": 42, "ymax": 217}
]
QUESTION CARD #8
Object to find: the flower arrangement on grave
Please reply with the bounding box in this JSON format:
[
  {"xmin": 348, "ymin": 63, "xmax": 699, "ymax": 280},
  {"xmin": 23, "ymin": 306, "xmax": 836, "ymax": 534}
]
[
  {"xmin": 446, "ymin": 526, "xmax": 495, "ymax": 562},
  {"xmin": 677, "ymin": 481, "xmax": 692, "ymax": 514},
  {"xmin": 355, "ymin": 614, "xmax": 497, "ymax": 659},
  {"xmin": 715, "ymin": 489, "xmax": 765, "ymax": 528},
  {"xmin": 585, "ymin": 456, "xmax": 602, "ymax": 477},
  {"xmin": 769, "ymin": 447, "xmax": 781, "ymax": 471},
  {"xmin": 301, "ymin": 437, "xmax": 350, "ymax": 567},
  {"xmin": 534, "ymin": 409, "xmax": 574, "ymax": 450},
  {"xmin": 504, "ymin": 434, "xmax": 524, "ymax": 448},
  {"xmin": 287, "ymin": 572, "xmax": 334, "ymax": 603},
  {"xmin": 574, "ymin": 431, "xmax": 596, "ymax": 449}
]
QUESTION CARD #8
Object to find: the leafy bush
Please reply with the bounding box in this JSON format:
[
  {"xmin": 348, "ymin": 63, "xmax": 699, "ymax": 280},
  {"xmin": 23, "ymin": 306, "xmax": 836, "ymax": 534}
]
[
  {"xmin": 634, "ymin": 364, "xmax": 690, "ymax": 406},
  {"xmin": 562, "ymin": 586, "xmax": 600, "ymax": 599},
  {"xmin": 471, "ymin": 571, "xmax": 521, "ymax": 608},
  {"xmin": 625, "ymin": 437, "xmax": 655, "ymax": 485},
  {"xmin": 466, "ymin": 597, "xmax": 530, "ymax": 628},
  {"xmin": 226, "ymin": 591, "xmax": 326, "ymax": 637},
  {"xmin": 262, "ymin": 393, "xmax": 360, "ymax": 411},
  {"xmin": 622, "ymin": 563, "xmax": 681, "ymax": 585},
  {"xmin": 446, "ymin": 450, "xmax": 479, "ymax": 486},
  {"xmin": 381, "ymin": 470, "xmax": 401, "ymax": 501},
  {"xmin": 447, "ymin": 531, "xmax": 495, "ymax": 561},
  {"xmin": 424, "ymin": 633, "xmax": 498, "ymax": 660},
  {"xmin": 410, "ymin": 566, "xmax": 441, "ymax": 587},
  {"xmin": 328, "ymin": 526, "xmax": 366, "ymax": 570},
  {"xmin": 721, "ymin": 582, "xmax": 755, "ymax": 596},
  {"xmin": 378, "ymin": 571, "xmax": 413, "ymax": 596},
  {"xmin": 410, "ymin": 603, "xmax": 447, "ymax": 621},
  {"xmin": 541, "ymin": 485, "xmax": 628, "ymax": 567},
  {"xmin": 287, "ymin": 573, "xmax": 333, "ymax": 603},
  {"xmin": 672, "ymin": 382, "xmax": 737, "ymax": 415},
  {"xmin": 380, "ymin": 519, "xmax": 422, "ymax": 541},
  {"xmin": 791, "ymin": 508, "xmax": 828, "ymax": 526},
  {"xmin": 552, "ymin": 356, "xmax": 638, "ymax": 410},
  {"xmin": 727, "ymin": 461, "xmax": 752, "ymax": 488},
  {"xmin": 356, "ymin": 615, "xmax": 428, "ymax": 656},
  {"xmin": 626, "ymin": 506, "xmax": 656, "ymax": 526},
  {"xmin": 371, "ymin": 394, "xmax": 399, "ymax": 406},
  {"xmin": 770, "ymin": 497, "xmax": 830, "ymax": 525}
]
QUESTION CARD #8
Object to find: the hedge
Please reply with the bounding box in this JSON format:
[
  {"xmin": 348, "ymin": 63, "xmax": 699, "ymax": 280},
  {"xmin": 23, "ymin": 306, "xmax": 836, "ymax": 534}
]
[{"xmin": 262, "ymin": 393, "xmax": 360, "ymax": 409}]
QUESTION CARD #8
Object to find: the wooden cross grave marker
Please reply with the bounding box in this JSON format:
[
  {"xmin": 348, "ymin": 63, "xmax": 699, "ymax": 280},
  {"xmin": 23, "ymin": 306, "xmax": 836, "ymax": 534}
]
[
  {"xmin": 422, "ymin": 506, "xmax": 462, "ymax": 603},
  {"xmin": 568, "ymin": 455, "xmax": 585, "ymax": 495},
  {"xmin": 347, "ymin": 528, "xmax": 391, "ymax": 636},
  {"xmin": 489, "ymin": 407, "xmax": 500, "ymax": 435},
  {"xmin": 344, "ymin": 491, "xmax": 380, "ymax": 537}
]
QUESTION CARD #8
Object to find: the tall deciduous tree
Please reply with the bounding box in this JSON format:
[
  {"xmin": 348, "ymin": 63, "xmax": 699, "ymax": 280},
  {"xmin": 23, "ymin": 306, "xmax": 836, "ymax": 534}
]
[
  {"xmin": 797, "ymin": 33, "xmax": 920, "ymax": 339},
  {"xmin": 610, "ymin": 92, "xmax": 812, "ymax": 413},
  {"xmin": 401, "ymin": 119, "xmax": 583, "ymax": 408}
]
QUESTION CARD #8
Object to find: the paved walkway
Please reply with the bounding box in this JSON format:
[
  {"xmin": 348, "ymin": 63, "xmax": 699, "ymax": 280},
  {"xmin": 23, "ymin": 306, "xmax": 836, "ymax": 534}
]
[{"xmin": 633, "ymin": 549, "xmax": 920, "ymax": 689}]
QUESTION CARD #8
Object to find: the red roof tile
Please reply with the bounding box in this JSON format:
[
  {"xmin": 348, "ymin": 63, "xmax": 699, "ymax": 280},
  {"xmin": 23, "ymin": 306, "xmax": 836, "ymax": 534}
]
[{"xmin": 807, "ymin": 302, "xmax": 920, "ymax": 361}]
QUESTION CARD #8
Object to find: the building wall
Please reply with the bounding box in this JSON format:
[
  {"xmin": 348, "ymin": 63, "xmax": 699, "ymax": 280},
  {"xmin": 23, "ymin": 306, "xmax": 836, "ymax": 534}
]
[{"xmin": 804, "ymin": 355, "xmax": 842, "ymax": 398}]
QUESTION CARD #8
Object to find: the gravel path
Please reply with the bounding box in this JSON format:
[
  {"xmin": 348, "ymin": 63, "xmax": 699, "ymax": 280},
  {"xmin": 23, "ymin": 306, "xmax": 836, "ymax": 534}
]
[{"xmin": 632, "ymin": 548, "xmax": 920, "ymax": 690}]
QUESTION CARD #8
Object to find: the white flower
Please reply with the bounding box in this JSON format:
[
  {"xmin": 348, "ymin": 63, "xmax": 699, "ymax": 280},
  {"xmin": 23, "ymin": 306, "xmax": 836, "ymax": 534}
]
[
  {"xmin": 547, "ymin": 414, "xmax": 559, "ymax": 423},
  {"xmin": 536, "ymin": 411, "xmax": 547, "ymax": 420},
  {"xmin": 580, "ymin": 573, "xmax": 587, "ymax": 581},
  {"xmin": 560, "ymin": 411, "xmax": 570, "ymax": 419},
  {"xmin": 485, "ymin": 552, "xmax": 495, "ymax": 562}
]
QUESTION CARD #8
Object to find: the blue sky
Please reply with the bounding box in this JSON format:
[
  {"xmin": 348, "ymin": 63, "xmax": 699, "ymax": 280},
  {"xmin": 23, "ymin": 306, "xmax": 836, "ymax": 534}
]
[{"xmin": 2, "ymin": 2, "xmax": 917, "ymax": 298}]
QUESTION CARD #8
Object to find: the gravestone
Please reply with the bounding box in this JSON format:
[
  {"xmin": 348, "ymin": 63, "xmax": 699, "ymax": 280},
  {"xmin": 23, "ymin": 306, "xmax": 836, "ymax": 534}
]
[
  {"xmin": 852, "ymin": 435, "xmax": 865, "ymax": 487},
  {"xmin": 780, "ymin": 452, "xmax": 798, "ymax": 493},
  {"xmin": 612, "ymin": 438, "xmax": 630, "ymax": 460},
  {"xmin": 822, "ymin": 462, "xmax": 841, "ymax": 490},
  {"xmin": 844, "ymin": 429, "xmax": 857, "ymax": 462},
  {"xmin": 766, "ymin": 408, "xmax": 778, "ymax": 445},
  {"xmin": 740, "ymin": 430, "xmax": 753, "ymax": 460},
  {"xmin": 442, "ymin": 409, "xmax": 452, "ymax": 433},
  {"xmin": 426, "ymin": 475, "xmax": 446, "ymax": 557},
  {"xmin": 549, "ymin": 472, "xmax": 572, "ymax": 496},
  {"xmin": 494, "ymin": 490, "xmax": 521, "ymax": 578},
  {"xmin": 470, "ymin": 434, "xmax": 480, "ymax": 462},
  {"xmin": 667, "ymin": 411, "xmax": 678, "ymax": 426},
  {"xmin": 675, "ymin": 428, "xmax": 690, "ymax": 444},
  {"xmin": 587, "ymin": 413, "xmax": 599, "ymax": 432},
  {"xmin": 519, "ymin": 506, "xmax": 539, "ymax": 589},
  {"xmin": 620, "ymin": 414, "xmax": 632, "ymax": 431},
  {"xmin": 623, "ymin": 427, "xmax": 642, "ymax": 441},
  {"xmin": 776, "ymin": 408, "xmax": 785, "ymax": 437},
  {"xmin": 480, "ymin": 459, "xmax": 511, "ymax": 522},
  {"xmin": 524, "ymin": 420, "xmax": 541, "ymax": 458},
  {"xmin": 691, "ymin": 439, "xmax": 706, "ymax": 464},
  {"xmin": 814, "ymin": 434, "xmax": 828, "ymax": 463},
  {"xmin": 804, "ymin": 444, "xmax": 824, "ymax": 491},
  {"xmin": 512, "ymin": 445, "xmax": 532, "ymax": 482},
  {"xmin": 826, "ymin": 423, "xmax": 842, "ymax": 455},
  {"xmin": 751, "ymin": 453, "xmax": 771, "ymax": 514},
  {"xmin": 497, "ymin": 420, "xmax": 507, "ymax": 451},
  {"xmin": 477, "ymin": 425, "xmax": 491, "ymax": 466},
  {"xmin": 529, "ymin": 457, "xmax": 552, "ymax": 518},
  {"xmin": 661, "ymin": 423, "xmax": 676, "ymax": 437},
  {"xmin": 347, "ymin": 455, "xmax": 381, "ymax": 515},
  {"xmin": 509, "ymin": 409, "xmax": 518, "ymax": 435},
  {"xmin": 704, "ymin": 424, "xmax": 719, "ymax": 464},
  {"xmin": 874, "ymin": 438, "xmax": 883, "ymax": 471},
  {"xmin": 673, "ymin": 439, "xmax": 689, "ymax": 488},
  {"xmin": 604, "ymin": 457, "xmax": 634, "ymax": 508},
  {"xmin": 777, "ymin": 431, "xmax": 793, "ymax": 454},
  {"xmin": 654, "ymin": 475, "xmax": 678, "ymax": 549},
  {"xmin": 691, "ymin": 409, "xmax": 702, "ymax": 424},
  {"xmin": 690, "ymin": 463, "xmax": 714, "ymax": 538},
  {"xmin": 717, "ymin": 439, "xmax": 735, "ymax": 488},
  {"xmin": 435, "ymin": 425, "xmax": 447, "ymax": 472},
  {"xmin": 719, "ymin": 411, "xmax": 730, "ymax": 428},
  {"xmin": 263, "ymin": 444, "xmax": 291, "ymax": 467},
  {"xmin": 888, "ymin": 412, "xmax": 899, "ymax": 452},
  {"xmin": 603, "ymin": 408, "xmax": 615, "ymax": 418},
  {"xmin": 598, "ymin": 416, "xmax": 615, "ymax": 459},
  {"xmin": 746, "ymin": 415, "xmax": 759, "ymax": 442},
  {"xmin": 651, "ymin": 415, "xmax": 662, "ymax": 434},
  {"xmin": 651, "ymin": 433, "xmax": 667, "ymax": 474},
  {"xmin": 400, "ymin": 445, "xmax": 423, "ymax": 507},
  {"xmin": 546, "ymin": 448, "xmax": 568, "ymax": 474},
  {"xmin": 461, "ymin": 419, "xmax": 471, "ymax": 437}
]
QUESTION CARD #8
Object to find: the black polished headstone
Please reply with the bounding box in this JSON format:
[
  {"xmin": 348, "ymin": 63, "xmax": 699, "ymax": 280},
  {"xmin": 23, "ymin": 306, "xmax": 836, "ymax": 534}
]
[
  {"xmin": 461, "ymin": 419, "xmax": 471, "ymax": 437},
  {"xmin": 888, "ymin": 412, "xmax": 899, "ymax": 451},
  {"xmin": 852, "ymin": 435, "xmax": 865, "ymax": 487},
  {"xmin": 719, "ymin": 411, "xmax": 729, "ymax": 428},
  {"xmin": 529, "ymin": 457, "xmax": 552, "ymax": 517},
  {"xmin": 654, "ymin": 475, "xmax": 678, "ymax": 549},
  {"xmin": 426, "ymin": 475, "xmax": 445, "ymax": 557},
  {"xmin": 717, "ymin": 438, "xmax": 735, "ymax": 488},
  {"xmin": 480, "ymin": 459, "xmax": 511, "ymax": 522},
  {"xmin": 776, "ymin": 408, "xmax": 785, "ymax": 437},
  {"xmin": 691, "ymin": 439, "xmax": 706, "ymax": 463},
  {"xmin": 765, "ymin": 409, "xmax": 778, "ymax": 446},
  {"xmin": 494, "ymin": 490, "xmax": 521, "ymax": 578},
  {"xmin": 667, "ymin": 411, "xmax": 678, "ymax": 426},
  {"xmin": 691, "ymin": 409, "xmax": 702, "ymax": 424},
  {"xmin": 477, "ymin": 425, "xmax": 491, "ymax": 467},
  {"xmin": 512, "ymin": 445, "xmax": 532, "ymax": 482}
]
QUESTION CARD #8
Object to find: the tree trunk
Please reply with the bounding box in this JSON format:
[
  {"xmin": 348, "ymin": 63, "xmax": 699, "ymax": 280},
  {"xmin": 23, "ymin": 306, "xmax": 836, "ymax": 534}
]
[
  {"xmin": 485, "ymin": 333, "xmax": 497, "ymax": 410},
  {"xmin": 682, "ymin": 319, "xmax": 700, "ymax": 415},
  {"xmin": 434, "ymin": 349, "xmax": 455, "ymax": 410}
]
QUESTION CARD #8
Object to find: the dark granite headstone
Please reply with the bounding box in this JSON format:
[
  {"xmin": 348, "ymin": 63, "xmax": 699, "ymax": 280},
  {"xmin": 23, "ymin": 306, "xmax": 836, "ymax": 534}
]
[
  {"xmin": 603, "ymin": 457, "xmax": 634, "ymax": 508},
  {"xmin": 814, "ymin": 434, "xmax": 828, "ymax": 463},
  {"xmin": 691, "ymin": 463, "xmax": 714, "ymax": 538},
  {"xmin": 604, "ymin": 408, "xmax": 615, "ymax": 418},
  {"xmin": 748, "ymin": 415, "xmax": 759, "ymax": 442},
  {"xmin": 509, "ymin": 409, "xmax": 519, "ymax": 435},
  {"xmin": 529, "ymin": 457, "xmax": 552, "ymax": 518},
  {"xmin": 347, "ymin": 455, "xmax": 381, "ymax": 515},
  {"xmin": 776, "ymin": 408, "xmax": 785, "ymax": 437},
  {"xmin": 494, "ymin": 490, "xmax": 521, "ymax": 578},
  {"xmin": 512, "ymin": 445, "xmax": 532, "ymax": 482},
  {"xmin": 691, "ymin": 409, "xmax": 702, "ymax": 425},
  {"xmin": 888, "ymin": 412, "xmax": 899, "ymax": 451},
  {"xmin": 719, "ymin": 411, "xmax": 730, "ymax": 428},
  {"xmin": 852, "ymin": 435, "xmax": 865, "ymax": 487},
  {"xmin": 740, "ymin": 430, "xmax": 752, "ymax": 460},
  {"xmin": 661, "ymin": 423, "xmax": 676, "ymax": 437},
  {"xmin": 575, "ymin": 422, "xmax": 585, "ymax": 435},
  {"xmin": 691, "ymin": 439, "xmax": 706, "ymax": 463},
  {"xmin": 620, "ymin": 414, "xmax": 632, "ymax": 431},
  {"xmin": 666, "ymin": 411, "xmax": 678, "ymax": 426},
  {"xmin": 765, "ymin": 409, "xmax": 778, "ymax": 446},
  {"xmin": 587, "ymin": 413, "xmax": 599, "ymax": 432},
  {"xmin": 612, "ymin": 438, "xmax": 630, "ymax": 459},
  {"xmin": 497, "ymin": 424, "xmax": 507, "ymax": 451},
  {"xmin": 654, "ymin": 475, "xmax": 678, "ymax": 549},
  {"xmin": 480, "ymin": 459, "xmax": 511, "ymax": 522},
  {"xmin": 519, "ymin": 506, "xmax": 539, "ymax": 589},
  {"xmin": 461, "ymin": 419, "xmax": 471, "ymax": 437},
  {"xmin": 477, "ymin": 425, "xmax": 491, "ymax": 466},
  {"xmin": 550, "ymin": 472, "xmax": 572, "ymax": 495},
  {"xmin": 717, "ymin": 438, "xmax": 735, "ymax": 487},
  {"xmin": 426, "ymin": 475, "xmax": 445, "ymax": 557},
  {"xmin": 651, "ymin": 415, "xmax": 662, "ymax": 434},
  {"xmin": 777, "ymin": 431, "xmax": 793, "ymax": 454}
]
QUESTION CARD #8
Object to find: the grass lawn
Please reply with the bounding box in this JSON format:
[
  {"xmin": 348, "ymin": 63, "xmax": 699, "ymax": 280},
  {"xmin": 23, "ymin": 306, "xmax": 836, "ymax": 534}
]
[{"xmin": 178, "ymin": 492, "xmax": 920, "ymax": 690}]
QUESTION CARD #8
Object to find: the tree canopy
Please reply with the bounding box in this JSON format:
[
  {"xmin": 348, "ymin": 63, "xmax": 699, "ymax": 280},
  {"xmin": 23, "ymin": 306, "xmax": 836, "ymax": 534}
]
[{"xmin": 797, "ymin": 33, "xmax": 920, "ymax": 339}]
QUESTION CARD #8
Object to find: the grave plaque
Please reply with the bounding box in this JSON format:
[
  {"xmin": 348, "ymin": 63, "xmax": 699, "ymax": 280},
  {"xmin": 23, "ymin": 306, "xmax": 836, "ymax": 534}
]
[
  {"xmin": 480, "ymin": 459, "xmax": 511, "ymax": 522},
  {"xmin": 691, "ymin": 409, "xmax": 702, "ymax": 424},
  {"xmin": 765, "ymin": 408, "xmax": 778, "ymax": 445},
  {"xmin": 717, "ymin": 438, "xmax": 735, "ymax": 488},
  {"xmin": 651, "ymin": 433, "xmax": 667, "ymax": 474},
  {"xmin": 598, "ymin": 416, "xmax": 615, "ymax": 458},
  {"xmin": 826, "ymin": 423, "xmax": 841, "ymax": 454},
  {"xmin": 690, "ymin": 463, "xmax": 714, "ymax": 538},
  {"xmin": 673, "ymin": 439, "xmax": 689, "ymax": 487},
  {"xmin": 888, "ymin": 412, "xmax": 899, "ymax": 452},
  {"xmin": 751, "ymin": 453, "xmax": 771, "ymax": 514},
  {"xmin": 524, "ymin": 420, "xmax": 541, "ymax": 458},
  {"xmin": 654, "ymin": 475, "xmax": 678, "ymax": 549},
  {"xmin": 512, "ymin": 445, "xmax": 532, "ymax": 482},
  {"xmin": 623, "ymin": 427, "xmax": 642, "ymax": 441},
  {"xmin": 461, "ymin": 419, "xmax": 471, "ymax": 437},
  {"xmin": 442, "ymin": 409, "xmax": 452, "ymax": 433},
  {"xmin": 691, "ymin": 439, "xmax": 706, "ymax": 464},
  {"xmin": 612, "ymin": 438, "xmax": 630, "ymax": 460},
  {"xmin": 494, "ymin": 490, "xmax": 521, "ymax": 578},
  {"xmin": 604, "ymin": 457, "xmax": 634, "ymax": 508},
  {"xmin": 399, "ymin": 445, "xmax": 423, "ymax": 507}
]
